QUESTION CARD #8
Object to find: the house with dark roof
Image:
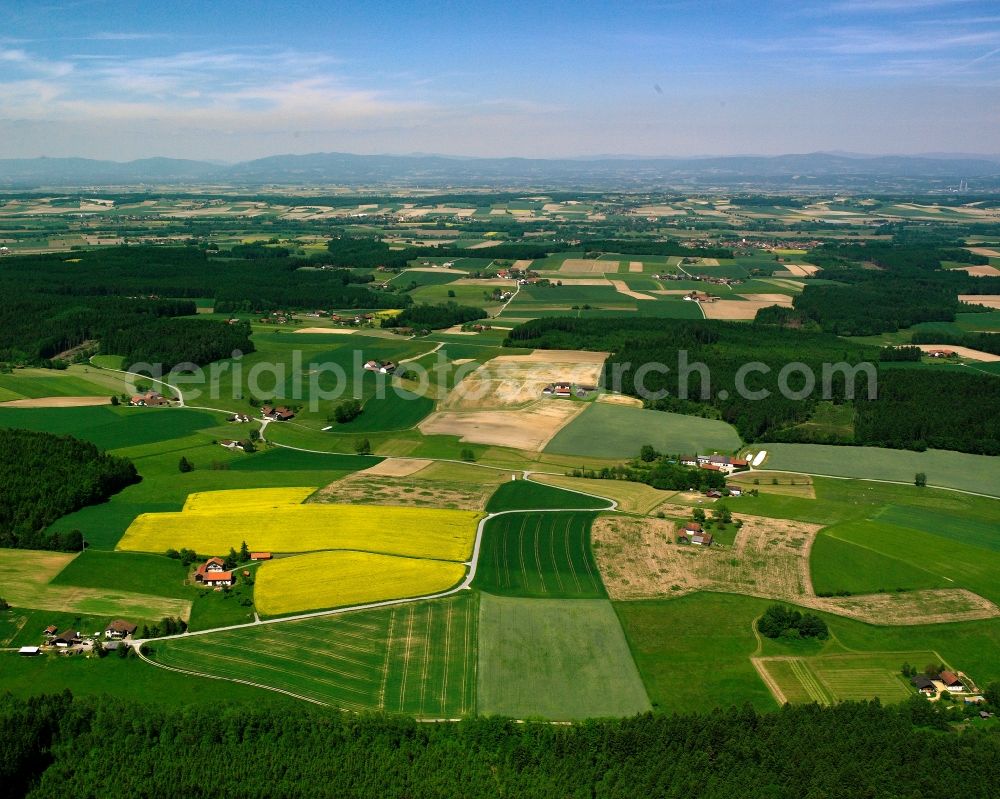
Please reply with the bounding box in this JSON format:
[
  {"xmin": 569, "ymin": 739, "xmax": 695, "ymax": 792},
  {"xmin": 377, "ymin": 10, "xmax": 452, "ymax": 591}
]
[
  {"xmin": 104, "ymin": 620, "xmax": 138, "ymax": 639},
  {"xmin": 912, "ymin": 676, "xmax": 936, "ymax": 696}
]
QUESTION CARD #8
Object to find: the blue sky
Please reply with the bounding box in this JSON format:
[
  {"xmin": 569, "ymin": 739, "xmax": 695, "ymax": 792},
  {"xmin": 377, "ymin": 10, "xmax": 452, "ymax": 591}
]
[{"xmin": 0, "ymin": 0, "xmax": 998, "ymax": 160}]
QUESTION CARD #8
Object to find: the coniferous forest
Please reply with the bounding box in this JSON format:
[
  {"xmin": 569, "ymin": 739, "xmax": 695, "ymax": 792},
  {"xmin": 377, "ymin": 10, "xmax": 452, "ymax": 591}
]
[
  {"xmin": 0, "ymin": 429, "xmax": 138, "ymax": 550},
  {"xmin": 2, "ymin": 692, "xmax": 998, "ymax": 799}
]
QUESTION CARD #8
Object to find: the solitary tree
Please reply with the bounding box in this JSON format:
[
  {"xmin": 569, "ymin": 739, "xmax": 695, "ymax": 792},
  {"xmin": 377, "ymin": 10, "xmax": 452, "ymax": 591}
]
[
  {"xmin": 239, "ymin": 541, "xmax": 250, "ymax": 562},
  {"xmin": 639, "ymin": 444, "xmax": 659, "ymax": 463},
  {"xmin": 692, "ymin": 508, "xmax": 706, "ymax": 523},
  {"xmin": 355, "ymin": 438, "xmax": 372, "ymax": 455},
  {"xmin": 915, "ymin": 472, "xmax": 927, "ymax": 487},
  {"xmin": 460, "ymin": 448, "xmax": 476, "ymax": 462},
  {"xmin": 178, "ymin": 456, "xmax": 193, "ymax": 473}
]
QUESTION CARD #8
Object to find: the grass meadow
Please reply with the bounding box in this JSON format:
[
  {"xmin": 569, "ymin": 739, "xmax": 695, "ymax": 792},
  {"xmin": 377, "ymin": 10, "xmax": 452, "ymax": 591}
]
[
  {"xmin": 545, "ymin": 403, "xmax": 742, "ymax": 459},
  {"xmin": 476, "ymin": 594, "xmax": 649, "ymax": 720},
  {"xmin": 473, "ymin": 512, "xmax": 606, "ymax": 599},
  {"xmin": 485, "ymin": 479, "xmax": 610, "ymax": 512}
]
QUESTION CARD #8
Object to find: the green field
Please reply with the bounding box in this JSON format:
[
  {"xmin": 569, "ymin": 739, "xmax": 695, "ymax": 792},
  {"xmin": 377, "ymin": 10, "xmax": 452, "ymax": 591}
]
[
  {"xmin": 476, "ymin": 594, "xmax": 649, "ymax": 719},
  {"xmin": 474, "ymin": 512, "xmax": 605, "ymax": 599},
  {"xmin": 545, "ymin": 404, "xmax": 742, "ymax": 459},
  {"xmin": 485, "ymin": 479, "xmax": 610, "ymax": 512},
  {"xmin": 615, "ymin": 594, "xmax": 778, "ymax": 713},
  {"xmin": 0, "ymin": 366, "xmax": 134, "ymax": 401},
  {"xmin": 151, "ymin": 593, "xmax": 477, "ymax": 716},
  {"xmin": 48, "ymin": 550, "xmax": 192, "ymax": 599},
  {"xmin": 810, "ymin": 532, "xmax": 948, "ymax": 595},
  {"xmin": 759, "ymin": 443, "xmax": 1000, "ymax": 496},
  {"xmin": 756, "ymin": 652, "xmax": 935, "ymax": 705}
]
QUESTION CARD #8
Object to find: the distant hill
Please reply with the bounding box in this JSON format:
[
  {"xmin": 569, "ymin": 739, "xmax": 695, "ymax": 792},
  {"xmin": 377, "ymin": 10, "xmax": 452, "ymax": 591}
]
[{"xmin": 1, "ymin": 151, "xmax": 999, "ymax": 190}]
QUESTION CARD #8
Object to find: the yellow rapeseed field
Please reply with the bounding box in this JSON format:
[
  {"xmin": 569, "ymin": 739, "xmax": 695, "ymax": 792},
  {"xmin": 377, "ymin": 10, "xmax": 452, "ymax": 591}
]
[
  {"xmin": 181, "ymin": 487, "xmax": 317, "ymax": 512},
  {"xmin": 118, "ymin": 501, "xmax": 482, "ymax": 561},
  {"xmin": 254, "ymin": 551, "xmax": 466, "ymax": 615}
]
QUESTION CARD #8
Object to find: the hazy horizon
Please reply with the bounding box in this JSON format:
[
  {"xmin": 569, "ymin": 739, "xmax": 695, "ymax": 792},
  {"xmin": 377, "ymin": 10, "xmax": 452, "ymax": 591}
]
[{"xmin": 2, "ymin": 0, "xmax": 999, "ymax": 161}]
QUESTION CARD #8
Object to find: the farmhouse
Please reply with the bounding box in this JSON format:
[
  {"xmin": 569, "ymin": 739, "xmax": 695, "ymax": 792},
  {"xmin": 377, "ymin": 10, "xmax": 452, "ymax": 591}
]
[
  {"xmin": 219, "ymin": 439, "xmax": 243, "ymax": 450},
  {"xmin": 938, "ymin": 671, "xmax": 966, "ymax": 692},
  {"xmin": 250, "ymin": 552, "xmax": 272, "ymax": 561},
  {"xmin": 690, "ymin": 531, "xmax": 713, "ymax": 546},
  {"xmin": 43, "ymin": 624, "xmax": 58, "ymax": 638},
  {"xmin": 261, "ymin": 405, "xmax": 295, "ymax": 421},
  {"xmin": 203, "ymin": 571, "xmax": 234, "ymax": 587},
  {"xmin": 195, "ymin": 557, "xmax": 227, "ymax": 582},
  {"xmin": 363, "ymin": 360, "xmax": 397, "ymax": 374},
  {"xmin": 680, "ymin": 455, "xmax": 698, "ymax": 467},
  {"xmin": 553, "ymin": 382, "xmax": 572, "ymax": 397},
  {"xmin": 52, "ymin": 630, "xmax": 80, "ymax": 647},
  {"xmin": 927, "ymin": 349, "xmax": 956, "ymax": 358},
  {"xmin": 683, "ymin": 521, "xmax": 703, "ymax": 535},
  {"xmin": 912, "ymin": 676, "xmax": 936, "ymax": 696},
  {"xmin": 727, "ymin": 486, "xmax": 743, "ymax": 497},
  {"xmin": 104, "ymin": 620, "xmax": 137, "ymax": 639},
  {"xmin": 130, "ymin": 390, "xmax": 169, "ymax": 407}
]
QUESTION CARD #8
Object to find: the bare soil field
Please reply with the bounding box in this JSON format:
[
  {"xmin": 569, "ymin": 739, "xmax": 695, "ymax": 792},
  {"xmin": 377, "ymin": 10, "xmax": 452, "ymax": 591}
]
[
  {"xmin": 559, "ymin": 259, "xmax": 618, "ymax": 274},
  {"xmin": 782, "ymin": 264, "xmax": 822, "ymax": 276},
  {"xmin": 739, "ymin": 293, "xmax": 795, "ymax": 305},
  {"xmin": 703, "ymin": 299, "xmax": 787, "ymax": 320},
  {"xmin": 293, "ymin": 327, "xmax": 357, "ymax": 335},
  {"xmin": 609, "ymin": 280, "xmax": 656, "ymax": 301},
  {"xmin": 358, "ymin": 458, "xmax": 431, "ymax": 477},
  {"xmin": 511, "ymin": 259, "xmax": 534, "ymax": 269},
  {"xmin": 0, "ymin": 396, "xmax": 111, "ymax": 408},
  {"xmin": 440, "ymin": 350, "xmax": 607, "ymax": 410},
  {"xmin": 959, "ymin": 295, "xmax": 1000, "ymax": 309},
  {"xmin": 629, "ymin": 261, "xmax": 643, "ymax": 272},
  {"xmin": 419, "ymin": 401, "xmax": 584, "ymax": 451},
  {"xmin": 467, "ymin": 240, "xmax": 503, "ymax": 249},
  {"xmin": 595, "ymin": 393, "xmax": 643, "ymax": 407},
  {"xmin": 915, "ymin": 344, "xmax": 1000, "ymax": 362},
  {"xmin": 966, "ymin": 247, "xmax": 1000, "ymax": 258},
  {"xmin": 955, "ymin": 265, "xmax": 1000, "ymax": 277},
  {"xmin": 590, "ymin": 514, "xmax": 999, "ymax": 624}
]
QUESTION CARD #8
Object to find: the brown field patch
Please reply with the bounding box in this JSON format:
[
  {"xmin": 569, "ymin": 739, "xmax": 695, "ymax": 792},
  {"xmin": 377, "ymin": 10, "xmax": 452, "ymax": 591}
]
[
  {"xmin": 293, "ymin": 327, "xmax": 357, "ymax": 335},
  {"xmin": 595, "ymin": 393, "xmax": 643, "ymax": 407},
  {"xmin": 915, "ymin": 344, "xmax": 1000, "ymax": 362},
  {"xmin": 966, "ymin": 247, "xmax": 1000, "ymax": 258},
  {"xmin": 955, "ymin": 265, "xmax": 1000, "ymax": 277},
  {"xmin": 782, "ymin": 264, "xmax": 822, "ymax": 276},
  {"xmin": 629, "ymin": 261, "xmax": 643, "ymax": 273},
  {"xmin": 441, "ymin": 350, "xmax": 607, "ymax": 410},
  {"xmin": 0, "ymin": 396, "xmax": 111, "ymax": 408},
  {"xmin": 590, "ymin": 513, "xmax": 998, "ymax": 624},
  {"xmin": 959, "ymin": 294, "xmax": 1000, "ymax": 309},
  {"xmin": 467, "ymin": 240, "xmax": 503, "ymax": 249},
  {"xmin": 312, "ymin": 473, "xmax": 501, "ymax": 511},
  {"xmin": 511, "ymin": 259, "xmax": 533, "ymax": 269},
  {"xmin": 651, "ymin": 289, "xmax": 691, "ymax": 295},
  {"xmin": 419, "ymin": 401, "xmax": 584, "ymax": 451},
  {"xmin": 702, "ymin": 300, "xmax": 783, "ymax": 320},
  {"xmin": 554, "ymin": 278, "xmax": 612, "ymax": 286},
  {"xmin": 559, "ymin": 258, "xmax": 618, "ymax": 274},
  {"xmin": 358, "ymin": 458, "xmax": 431, "ymax": 477},
  {"xmin": 728, "ymin": 471, "xmax": 815, "ymax": 498},
  {"xmin": 738, "ymin": 293, "xmax": 795, "ymax": 305},
  {"xmin": 609, "ymin": 279, "xmax": 656, "ymax": 301}
]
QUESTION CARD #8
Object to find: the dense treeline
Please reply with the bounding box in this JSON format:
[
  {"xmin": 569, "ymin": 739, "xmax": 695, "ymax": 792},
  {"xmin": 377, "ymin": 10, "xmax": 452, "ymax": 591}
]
[
  {"xmin": 757, "ymin": 274, "xmax": 970, "ymax": 336},
  {"xmin": 803, "ymin": 240, "xmax": 988, "ymax": 274},
  {"xmin": 855, "ymin": 370, "xmax": 1000, "ymax": 454},
  {"xmin": 102, "ymin": 318, "xmax": 254, "ymax": 370},
  {"xmin": 384, "ymin": 302, "xmax": 486, "ymax": 330},
  {"xmin": 3, "ymin": 692, "xmax": 999, "ymax": 799},
  {"xmin": 505, "ymin": 317, "xmax": 1000, "ymax": 454},
  {"xmin": 757, "ymin": 604, "xmax": 829, "ymax": 640},
  {"xmin": 581, "ymin": 238, "xmax": 733, "ymax": 259},
  {"xmin": 570, "ymin": 459, "xmax": 727, "ymax": 491},
  {"xmin": 0, "ymin": 429, "xmax": 138, "ymax": 549},
  {"xmin": 0, "ymin": 246, "xmax": 397, "ymax": 365}
]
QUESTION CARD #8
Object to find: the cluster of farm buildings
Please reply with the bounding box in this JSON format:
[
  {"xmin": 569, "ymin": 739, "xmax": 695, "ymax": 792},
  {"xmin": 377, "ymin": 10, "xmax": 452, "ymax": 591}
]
[
  {"xmin": 542, "ymin": 382, "xmax": 598, "ymax": 399},
  {"xmin": 19, "ymin": 618, "xmax": 138, "ymax": 657},
  {"xmin": 912, "ymin": 671, "xmax": 991, "ymax": 713},
  {"xmin": 680, "ymin": 454, "xmax": 749, "ymax": 474},
  {"xmin": 129, "ymin": 390, "xmax": 171, "ymax": 407}
]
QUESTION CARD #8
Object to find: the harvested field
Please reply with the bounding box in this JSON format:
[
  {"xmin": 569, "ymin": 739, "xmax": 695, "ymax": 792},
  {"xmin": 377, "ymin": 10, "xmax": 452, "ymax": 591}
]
[
  {"xmin": 511, "ymin": 259, "xmax": 533, "ymax": 269},
  {"xmin": 967, "ymin": 247, "xmax": 1000, "ymax": 258},
  {"xmin": 293, "ymin": 327, "xmax": 357, "ymax": 335},
  {"xmin": 467, "ymin": 240, "xmax": 502, "ymax": 249},
  {"xmin": 553, "ymin": 278, "xmax": 612, "ymax": 286},
  {"xmin": 955, "ymin": 265, "xmax": 1000, "ymax": 277},
  {"xmin": 558, "ymin": 259, "xmax": 617, "ymax": 274},
  {"xmin": 589, "ymin": 514, "xmax": 998, "ymax": 624},
  {"xmin": 652, "ymin": 289, "xmax": 693, "ymax": 295},
  {"xmin": 440, "ymin": 350, "xmax": 606, "ymax": 410},
  {"xmin": 728, "ymin": 471, "xmax": 815, "ymax": 498},
  {"xmin": 915, "ymin": 344, "xmax": 1000, "ymax": 362},
  {"xmin": 782, "ymin": 264, "xmax": 822, "ymax": 276},
  {"xmin": 959, "ymin": 294, "xmax": 1000, "ymax": 308},
  {"xmin": 609, "ymin": 279, "xmax": 656, "ymax": 300},
  {"xmin": 420, "ymin": 401, "xmax": 584, "ymax": 452},
  {"xmin": 312, "ymin": 465, "xmax": 511, "ymax": 511},
  {"xmin": 739, "ymin": 293, "xmax": 795, "ymax": 305},
  {"xmin": 532, "ymin": 474, "xmax": 677, "ymax": 514},
  {"xmin": 703, "ymin": 299, "xmax": 788, "ymax": 320},
  {"xmin": 629, "ymin": 261, "xmax": 643, "ymax": 272},
  {"xmin": 0, "ymin": 396, "xmax": 111, "ymax": 408},
  {"xmin": 595, "ymin": 393, "xmax": 643, "ymax": 407},
  {"xmin": 358, "ymin": 458, "xmax": 431, "ymax": 477}
]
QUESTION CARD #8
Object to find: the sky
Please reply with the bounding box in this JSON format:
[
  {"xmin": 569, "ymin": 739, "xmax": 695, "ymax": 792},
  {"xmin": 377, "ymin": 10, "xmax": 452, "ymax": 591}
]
[{"xmin": 0, "ymin": 0, "xmax": 998, "ymax": 161}]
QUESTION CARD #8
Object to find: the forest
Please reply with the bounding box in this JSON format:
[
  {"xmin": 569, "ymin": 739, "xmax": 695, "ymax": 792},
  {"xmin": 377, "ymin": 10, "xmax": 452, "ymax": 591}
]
[
  {"xmin": 102, "ymin": 318, "xmax": 254, "ymax": 371},
  {"xmin": 0, "ymin": 429, "xmax": 138, "ymax": 550},
  {"xmin": 383, "ymin": 301, "xmax": 487, "ymax": 331},
  {"xmin": 2, "ymin": 692, "xmax": 998, "ymax": 799},
  {"xmin": 569, "ymin": 457, "xmax": 728, "ymax": 491},
  {"xmin": 505, "ymin": 317, "xmax": 1000, "ymax": 453}
]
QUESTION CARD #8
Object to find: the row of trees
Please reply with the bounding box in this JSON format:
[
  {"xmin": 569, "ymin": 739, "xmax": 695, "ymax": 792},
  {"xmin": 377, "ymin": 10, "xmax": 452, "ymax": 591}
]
[
  {"xmin": 2, "ymin": 692, "xmax": 998, "ymax": 798},
  {"xmin": 383, "ymin": 301, "xmax": 486, "ymax": 330},
  {"xmin": 0, "ymin": 429, "xmax": 138, "ymax": 550}
]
